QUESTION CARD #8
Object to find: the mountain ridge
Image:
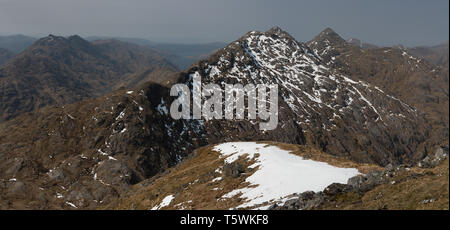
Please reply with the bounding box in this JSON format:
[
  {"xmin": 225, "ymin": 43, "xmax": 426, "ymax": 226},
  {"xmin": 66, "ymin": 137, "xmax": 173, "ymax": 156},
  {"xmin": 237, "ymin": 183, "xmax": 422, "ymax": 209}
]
[{"xmin": 0, "ymin": 35, "xmax": 178, "ymax": 122}]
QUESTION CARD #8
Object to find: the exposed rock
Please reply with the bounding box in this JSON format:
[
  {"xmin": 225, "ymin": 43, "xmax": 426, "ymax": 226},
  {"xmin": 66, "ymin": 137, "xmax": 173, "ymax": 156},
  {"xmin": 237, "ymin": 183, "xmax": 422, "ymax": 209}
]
[
  {"xmin": 323, "ymin": 183, "xmax": 354, "ymax": 196},
  {"xmin": 269, "ymin": 191, "xmax": 324, "ymax": 210},
  {"xmin": 223, "ymin": 162, "xmax": 246, "ymax": 178},
  {"xmin": 47, "ymin": 168, "xmax": 66, "ymax": 183},
  {"xmin": 385, "ymin": 163, "xmax": 395, "ymax": 171},
  {"xmin": 8, "ymin": 181, "xmax": 26, "ymax": 194},
  {"xmin": 418, "ymin": 145, "xmax": 449, "ymax": 168},
  {"xmin": 347, "ymin": 170, "xmax": 386, "ymax": 192}
]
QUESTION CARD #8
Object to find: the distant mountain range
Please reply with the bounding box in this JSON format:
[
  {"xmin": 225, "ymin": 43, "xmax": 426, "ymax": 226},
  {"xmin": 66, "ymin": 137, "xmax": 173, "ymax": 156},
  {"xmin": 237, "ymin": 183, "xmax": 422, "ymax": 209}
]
[
  {"xmin": 408, "ymin": 41, "xmax": 449, "ymax": 68},
  {"xmin": 0, "ymin": 35, "xmax": 37, "ymax": 53},
  {"xmin": 0, "ymin": 35, "xmax": 226, "ymax": 70},
  {"xmin": 85, "ymin": 36, "xmax": 226, "ymax": 69},
  {"xmin": 1, "ymin": 33, "xmax": 447, "ymax": 70}
]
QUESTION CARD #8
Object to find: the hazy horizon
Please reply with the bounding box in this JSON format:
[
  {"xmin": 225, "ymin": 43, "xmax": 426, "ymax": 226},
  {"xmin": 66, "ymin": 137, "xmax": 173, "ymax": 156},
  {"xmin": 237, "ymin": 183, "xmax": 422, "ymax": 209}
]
[{"xmin": 0, "ymin": 0, "xmax": 448, "ymax": 47}]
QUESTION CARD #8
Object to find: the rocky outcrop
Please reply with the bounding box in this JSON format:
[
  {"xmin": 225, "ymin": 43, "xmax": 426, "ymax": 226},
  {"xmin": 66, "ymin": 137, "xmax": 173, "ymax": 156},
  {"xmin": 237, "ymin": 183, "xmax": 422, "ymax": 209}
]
[
  {"xmin": 269, "ymin": 191, "xmax": 324, "ymax": 210},
  {"xmin": 418, "ymin": 145, "xmax": 449, "ymax": 168}
]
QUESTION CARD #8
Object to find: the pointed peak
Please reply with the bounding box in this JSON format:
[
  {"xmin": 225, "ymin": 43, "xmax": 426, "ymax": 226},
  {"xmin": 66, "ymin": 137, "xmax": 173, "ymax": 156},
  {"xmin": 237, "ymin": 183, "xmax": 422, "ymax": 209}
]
[
  {"xmin": 35, "ymin": 34, "xmax": 68, "ymax": 46},
  {"xmin": 237, "ymin": 27, "xmax": 297, "ymax": 45},
  {"xmin": 310, "ymin": 27, "xmax": 345, "ymax": 46},
  {"xmin": 67, "ymin": 35, "xmax": 92, "ymax": 50},
  {"xmin": 43, "ymin": 34, "xmax": 65, "ymax": 40},
  {"xmin": 68, "ymin": 35, "xmax": 84, "ymax": 41},
  {"xmin": 318, "ymin": 27, "xmax": 343, "ymax": 40},
  {"xmin": 265, "ymin": 26, "xmax": 292, "ymax": 37},
  {"xmin": 29, "ymin": 34, "xmax": 93, "ymax": 53},
  {"xmin": 266, "ymin": 26, "xmax": 284, "ymax": 34},
  {"xmin": 321, "ymin": 27, "xmax": 337, "ymax": 34}
]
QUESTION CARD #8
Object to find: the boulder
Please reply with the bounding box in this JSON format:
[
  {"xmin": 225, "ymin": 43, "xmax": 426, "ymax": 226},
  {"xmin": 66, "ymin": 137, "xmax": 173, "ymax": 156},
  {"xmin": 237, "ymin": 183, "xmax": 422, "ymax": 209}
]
[
  {"xmin": 418, "ymin": 145, "xmax": 449, "ymax": 168},
  {"xmin": 347, "ymin": 170, "xmax": 385, "ymax": 192},
  {"xmin": 8, "ymin": 181, "xmax": 26, "ymax": 194},
  {"xmin": 323, "ymin": 183, "xmax": 354, "ymax": 196},
  {"xmin": 223, "ymin": 161, "xmax": 246, "ymax": 178},
  {"xmin": 270, "ymin": 191, "xmax": 324, "ymax": 210}
]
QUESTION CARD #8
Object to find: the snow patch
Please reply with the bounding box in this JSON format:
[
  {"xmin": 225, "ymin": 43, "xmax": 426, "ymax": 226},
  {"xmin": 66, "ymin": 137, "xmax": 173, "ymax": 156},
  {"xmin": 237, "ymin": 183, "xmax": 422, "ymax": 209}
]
[
  {"xmin": 151, "ymin": 195, "xmax": 175, "ymax": 210},
  {"xmin": 214, "ymin": 142, "xmax": 359, "ymax": 208}
]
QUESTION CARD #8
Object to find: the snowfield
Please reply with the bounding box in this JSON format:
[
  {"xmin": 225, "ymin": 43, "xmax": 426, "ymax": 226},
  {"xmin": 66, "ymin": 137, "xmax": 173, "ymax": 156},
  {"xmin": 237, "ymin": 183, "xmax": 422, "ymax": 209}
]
[{"xmin": 213, "ymin": 142, "xmax": 360, "ymax": 208}]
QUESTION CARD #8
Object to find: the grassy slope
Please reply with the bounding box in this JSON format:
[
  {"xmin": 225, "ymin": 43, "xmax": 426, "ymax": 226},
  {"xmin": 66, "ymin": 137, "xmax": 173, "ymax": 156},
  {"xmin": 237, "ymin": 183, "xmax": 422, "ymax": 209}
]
[{"xmin": 317, "ymin": 158, "xmax": 449, "ymax": 210}]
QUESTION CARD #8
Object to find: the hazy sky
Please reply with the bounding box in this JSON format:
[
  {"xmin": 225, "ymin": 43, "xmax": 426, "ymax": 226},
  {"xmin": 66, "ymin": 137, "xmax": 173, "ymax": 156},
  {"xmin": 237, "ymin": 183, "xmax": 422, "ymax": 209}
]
[{"xmin": 0, "ymin": 0, "xmax": 448, "ymax": 46}]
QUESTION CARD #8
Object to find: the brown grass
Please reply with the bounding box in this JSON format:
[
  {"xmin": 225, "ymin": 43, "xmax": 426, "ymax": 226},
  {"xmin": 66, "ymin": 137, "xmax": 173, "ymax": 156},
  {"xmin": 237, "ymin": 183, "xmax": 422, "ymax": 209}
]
[
  {"xmin": 317, "ymin": 159, "xmax": 449, "ymax": 210},
  {"xmin": 104, "ymin": 144, "xmax": 260, "ymax": 210}
]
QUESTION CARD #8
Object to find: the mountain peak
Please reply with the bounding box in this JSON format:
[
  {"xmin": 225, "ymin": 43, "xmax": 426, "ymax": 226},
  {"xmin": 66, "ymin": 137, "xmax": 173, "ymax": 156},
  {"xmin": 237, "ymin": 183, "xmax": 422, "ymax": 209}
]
[
  {"xmin": 264, "ymin": 26, "xmax": 295, "ymax": 39},
  {"xmin": 67, "ymin": 34, "xmax": 84, "ymax": 41},
  {"xmin": 29, "ymin": 34, "xmax": 94, "ymax": 53},
  {"xmin": 321, "ymin": 27, "xmax": 336, "ymax": 34},
  {"xmin": 266, "ymin": 26, "xmax": 285, "ymax": 34},
  {"xmin": 306, "ymin": 28, "xmax": 346, "ymax": 58},
  {"xmin": 316, "ymin": 27, "xmax": 345, "ymax": 43},
  {"xmin": 31, "ymin": 35, "xmax": 74, "ymax": 50}
]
